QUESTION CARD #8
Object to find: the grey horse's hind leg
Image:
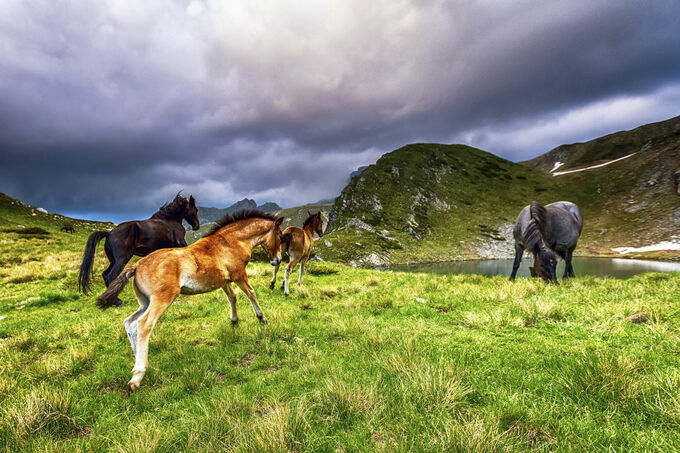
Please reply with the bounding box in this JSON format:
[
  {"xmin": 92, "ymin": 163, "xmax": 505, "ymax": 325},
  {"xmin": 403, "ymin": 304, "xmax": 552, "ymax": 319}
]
[
  {"xmin": 509, "ymin": 244, "xmax": 524, "ymax": 281},
  {"xmin": 124, "ymin": 281, "xmax": 150, "ymax": 356},
  {"xmin": 564, "ymin": 248, "xmax": 576, "ymax": 278}
]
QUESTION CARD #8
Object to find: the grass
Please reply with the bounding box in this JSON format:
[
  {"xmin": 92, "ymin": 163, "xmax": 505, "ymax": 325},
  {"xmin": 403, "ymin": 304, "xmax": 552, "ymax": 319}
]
[{"xmin": 2, "ymin": 233, "xmax": 680, "ymax": 451}]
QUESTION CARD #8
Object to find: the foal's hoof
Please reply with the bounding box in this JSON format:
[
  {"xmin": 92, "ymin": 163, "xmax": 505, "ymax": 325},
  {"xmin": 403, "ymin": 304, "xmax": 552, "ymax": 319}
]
[
  {"xmin": 231, "ymin": 319, "xmax": 239, "ymax": 326},
  {"xmin": 258, "ymin": 316, "xmax": 268, "ymax": 325},
  {"xmin": 284, "ymin": 292, "xmax": 289, "ymax": 297},
  {"xmin": 269, "ymin": 282, "xmax": 275, "ymax": 290},
  {"xmin": 126, "ymin": 381, "xmax": 138, "ymax": 393}
]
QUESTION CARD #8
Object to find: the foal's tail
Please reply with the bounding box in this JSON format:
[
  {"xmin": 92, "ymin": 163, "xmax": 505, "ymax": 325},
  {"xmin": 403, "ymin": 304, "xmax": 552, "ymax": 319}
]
[
  {"xmin": 97, "ymin": 267, "xmax": 136, "ymax": 309},
  {"xmin": 78, "ymin": 231, "xmax": 109, "ymax": 294},
  {"xmin": 280, "ymin": 232, "xmax": 293, "ymax": 254}
]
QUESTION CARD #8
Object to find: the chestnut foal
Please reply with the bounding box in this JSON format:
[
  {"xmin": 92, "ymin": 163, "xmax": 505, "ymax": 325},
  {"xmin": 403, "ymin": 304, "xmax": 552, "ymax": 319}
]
[
  {"xmin": 271, "ymin": 211, "xmax": 323, "ymax": 296},
  {"xmin": 96, "ymin": 210, "xmax": 283, "ymax": 392}
]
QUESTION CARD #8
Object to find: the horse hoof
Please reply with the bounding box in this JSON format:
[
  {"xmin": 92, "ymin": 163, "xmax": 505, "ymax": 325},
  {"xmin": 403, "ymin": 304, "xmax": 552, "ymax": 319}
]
[
  {"xmin": 269, "ymin": 282, "xmax": 275, "ymax": 290},
  {"xmin": 258, "ymin": 317, "xmax": 268, "ymax": 325},
  {"xmin": 231, "ymin": 319, "xmax": 239, "ymax": 326},
  {"xmin": 113, "ymin": 299, "xmax": 123, "ymax": 307},
  {"xmin": 126, "ymin": 382, "xmax": 138, "ymax": 393},
  {"xmin": 284, "ymin": 292, "xmax": 289, "ymax": 297}
]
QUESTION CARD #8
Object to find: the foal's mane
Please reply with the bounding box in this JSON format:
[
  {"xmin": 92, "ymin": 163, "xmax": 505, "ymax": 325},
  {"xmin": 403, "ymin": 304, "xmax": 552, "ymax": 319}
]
[
  {"xmin": 203, "ymin": 210, "xmax": 278, "ymax": 237},
  {"xmin": 152, "ymin": 194, "xmax": 188, "ymax": 220},
  {"xmin": 523, "ymin": 201, "xmax": 548, "ymax": 251}
]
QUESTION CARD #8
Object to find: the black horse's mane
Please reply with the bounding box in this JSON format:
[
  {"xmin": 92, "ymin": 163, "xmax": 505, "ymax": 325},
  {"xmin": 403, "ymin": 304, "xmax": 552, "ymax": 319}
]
[
  {"xmin": 152, "ymin": 194, "xmax": 188, "ymax": 221},
  {"xmin": 523, "ymin": 201, "xmax": 547, "ymax": 251},
  {"xmin": 203, "ymin": 210, "xmax": 278, "ymax": 237},
  {"xmin": 303, "ymin": 212, "xmax": 320, "ymax": 228}
]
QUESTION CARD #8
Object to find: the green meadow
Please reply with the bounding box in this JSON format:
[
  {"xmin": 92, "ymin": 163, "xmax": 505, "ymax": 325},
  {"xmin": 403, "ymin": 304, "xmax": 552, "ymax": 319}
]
[{"xmin": 1, "ymin": 224, "xmax": 680, "ymax": 452}]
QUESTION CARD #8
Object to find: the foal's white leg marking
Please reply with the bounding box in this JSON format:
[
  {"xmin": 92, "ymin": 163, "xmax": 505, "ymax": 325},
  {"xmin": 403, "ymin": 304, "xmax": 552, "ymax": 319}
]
[
  {"xmin": 222, "ymin": 283, "xmax": 238, "ymax": 324},
  {"xmin": 124, "ymin": 281, "xmax": 150, "ymax": 357},
  {"xmin": 235, "ymin": 279, "xmax": 267, "ymax": 324},
  {"xmin": 128, "ymin": 293, "xmax": 175, "ymax": 391},
  {"xmin": 297, "ymin": 259, "xmax": 305, "ymax": 286}
]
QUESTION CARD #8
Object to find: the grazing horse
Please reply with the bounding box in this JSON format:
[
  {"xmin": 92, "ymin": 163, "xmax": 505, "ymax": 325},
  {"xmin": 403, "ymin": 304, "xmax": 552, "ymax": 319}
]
[
  {"xmin": 271, "ymin": 211, "xmax": 324, "ymax": 296},
  {"xmin": 60, "ymin": 226, "xmax": 74, "ymax": 233},
  {"xmin": 78, "ymin": 193, "xmax": 200, "ymax": 303},
  {"xmin": 96, "ymin": 210, "xmax": 284, "ymax": 392},
  {"xmin": 509, "ymin": 201, "xmax": 583, "ymax": 283}
]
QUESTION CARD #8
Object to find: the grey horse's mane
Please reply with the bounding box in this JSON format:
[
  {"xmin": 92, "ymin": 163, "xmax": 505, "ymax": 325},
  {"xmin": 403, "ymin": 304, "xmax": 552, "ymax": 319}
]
[{"xmin": 523, "ymin": 201, "xmax": 548, "ymax": 251}]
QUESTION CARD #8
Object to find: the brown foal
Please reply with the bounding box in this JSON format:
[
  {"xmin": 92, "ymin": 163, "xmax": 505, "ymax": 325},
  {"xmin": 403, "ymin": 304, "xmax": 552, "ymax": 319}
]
[
  {"xmin": 96, "ymin": 210, "xmax": 283, "ymax": 392},
  {"xmin": 271, "ymin": 211, "xmax": 323, "ymax": 296}
]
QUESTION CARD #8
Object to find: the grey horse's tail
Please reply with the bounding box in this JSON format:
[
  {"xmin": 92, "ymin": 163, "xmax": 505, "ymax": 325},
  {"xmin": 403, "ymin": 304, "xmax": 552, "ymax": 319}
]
[{"xmin": 97, "ymin": 267, "xmax": 136, "ymax": 309}]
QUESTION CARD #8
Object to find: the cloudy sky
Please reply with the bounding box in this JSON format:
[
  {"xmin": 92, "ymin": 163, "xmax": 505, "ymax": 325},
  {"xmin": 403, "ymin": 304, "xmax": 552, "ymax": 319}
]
[{"xmin": 1, "ymin": 0, "xmax": 679, "ymax": 222}]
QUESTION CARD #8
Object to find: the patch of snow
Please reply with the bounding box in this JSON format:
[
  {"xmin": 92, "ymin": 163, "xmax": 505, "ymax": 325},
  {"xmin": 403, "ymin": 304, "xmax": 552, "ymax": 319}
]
[
  {"xmin": 415, "ymin": 297, "xmax": 426, "ymax": 304},
  {"xmin": 549, "ymin": 161, "xmax": 565, "ymax": 173},
  {"xmin": 37, "ymin": 207, "xmax": 48, "ymax": 213},
  {"xmin": 612, "ymin": 239, "xmax": 680, "ymax": 254},
  {"xmin": 553, "ymin": 153, "xmax": 636, "ymax": 176}
]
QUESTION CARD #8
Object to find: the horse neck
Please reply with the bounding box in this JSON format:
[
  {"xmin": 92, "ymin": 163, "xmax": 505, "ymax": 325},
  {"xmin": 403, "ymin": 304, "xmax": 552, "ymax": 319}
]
[
  {"xmin": 302, "ymin": 223, "xmax": 316, "ymax": 240},
  {"xmin": 151, "ymin": 211, "xmax": 184, "ymax": 224},
  {"xmin": 218, "ymin": 219, "xmax": 272, "ymax": 251}
]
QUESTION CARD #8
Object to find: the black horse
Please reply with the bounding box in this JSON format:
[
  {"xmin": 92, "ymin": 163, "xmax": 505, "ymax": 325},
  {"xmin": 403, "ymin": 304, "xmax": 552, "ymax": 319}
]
[
  {"xmin": 78, "ymin": 194, "xmax": 200, "ymax": 302},
  {"xmin": 509, "ymin": 201, "xmax": 583, "ymax": 283}
]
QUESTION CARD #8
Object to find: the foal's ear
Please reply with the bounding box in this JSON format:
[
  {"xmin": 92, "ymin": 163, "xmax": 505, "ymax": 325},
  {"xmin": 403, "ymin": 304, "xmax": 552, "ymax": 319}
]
[
  {"xmin": 307, "ymin": 211, "xmax": 312, "ymax": 217},
  {"xmin": 189, "ymin": 195, "xmax": 196, "ymax": 205},
  {"xmin": 275, "ymin": 216, "xmax": 284, "ymax": 226}
]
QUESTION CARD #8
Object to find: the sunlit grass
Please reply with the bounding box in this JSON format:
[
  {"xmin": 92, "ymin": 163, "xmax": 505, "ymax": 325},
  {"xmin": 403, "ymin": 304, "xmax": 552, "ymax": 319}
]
[{"xmin": 1, "ymin": 230, "xmax": 680, "ymax": 451}]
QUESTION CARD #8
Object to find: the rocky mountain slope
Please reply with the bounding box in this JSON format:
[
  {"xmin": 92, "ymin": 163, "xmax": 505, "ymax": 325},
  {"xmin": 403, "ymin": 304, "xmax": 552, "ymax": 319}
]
[
  {"xmin": 522, "ymin": 115, "xmax": 680, "ymax": 173},
  {"xmin": 317, "ymin": 116, "xmax": 680, "ymax": 265},
  {"xmin": 197, "ymin": 198, "xmax": 281, "ymax": 224},
  {"xmin": 186, "ymin": 202, "xmax": 333, "ymax": 245},
  {"xmin": 318, "ymin": 144, "xmax": 563, "ymax": 265}
]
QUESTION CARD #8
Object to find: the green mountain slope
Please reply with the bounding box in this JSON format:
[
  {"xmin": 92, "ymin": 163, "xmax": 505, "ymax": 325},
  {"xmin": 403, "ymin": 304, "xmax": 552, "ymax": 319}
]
[
  {"xmin": 523, "ymin": 115, "xmax": 680, "ymax": 172},
  {"xmin": 317, "ymin": 144, "xmax": 564, "ymax": 265},
  {"xmin": 317, "ymin": 116, "xmax": 680, "ymax": 265}
]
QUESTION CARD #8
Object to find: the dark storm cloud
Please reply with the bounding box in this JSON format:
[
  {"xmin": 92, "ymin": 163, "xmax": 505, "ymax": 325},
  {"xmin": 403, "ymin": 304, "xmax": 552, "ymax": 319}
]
[{"xmin": 0, "ymin": 0, "xmax": 679, "ymax": 222}]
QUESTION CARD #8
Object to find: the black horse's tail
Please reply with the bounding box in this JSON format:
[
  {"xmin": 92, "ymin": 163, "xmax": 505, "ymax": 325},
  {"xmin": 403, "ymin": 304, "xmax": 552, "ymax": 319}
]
[
  {"xmin": 78, "ymin": 231, "xmax": 109, "ymax": 294},
  {"xmin": 97, "ymin": 267, "xmax": 136, "ymax": 309},
  {"xmin": 280, "ymin": 232, "xmax": 293, "ymax": 254}
]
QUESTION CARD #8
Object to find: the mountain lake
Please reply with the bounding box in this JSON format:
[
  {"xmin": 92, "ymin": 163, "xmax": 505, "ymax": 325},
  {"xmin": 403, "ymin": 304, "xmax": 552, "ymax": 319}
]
[{"xmin": 385, "ymin": 257, "xmax": 680, "ymax": 279}]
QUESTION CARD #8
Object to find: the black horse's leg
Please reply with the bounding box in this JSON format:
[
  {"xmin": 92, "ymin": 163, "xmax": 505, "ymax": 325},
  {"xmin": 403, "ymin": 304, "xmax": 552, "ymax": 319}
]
[
  {"xmin": 108, "ymin": 251, "xmax": 134, "ymax": 307},
  {"xmin": 509, "ymin": 244, "xmax": 524, "ymax": 281},
  {"xmin": 565, "ymin": 248, "xmax": 575, "ymax": 278},
  {"xmin": 102, "ymin": 240, "xmax": 115, "ymax": 286}
]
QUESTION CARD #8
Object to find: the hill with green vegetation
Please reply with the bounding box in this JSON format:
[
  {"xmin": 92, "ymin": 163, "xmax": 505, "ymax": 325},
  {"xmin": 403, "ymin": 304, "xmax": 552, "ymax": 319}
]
[
  {"xmin": 523, "ymin": 115, "xmax": 680, "ymax": 172},
  {"xmin": 318, "ymin": 117, "xmax": 680, "ymax": 265},
  {"xmin": 317, "ymin": 144, "xmax": 565, "ymax": 265}
]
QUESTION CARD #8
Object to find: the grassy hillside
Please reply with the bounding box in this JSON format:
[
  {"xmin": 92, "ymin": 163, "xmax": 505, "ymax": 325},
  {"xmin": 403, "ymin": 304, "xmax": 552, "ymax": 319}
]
[
  {"xmin": 0, "ymin": 193, "xmax": 114, "ymax": 282},
  {"xmin": 523, "ymin": 115, "xmax": 680, "ymax": 172},
  {"xmin": 2, "ymin": 226, "xmax": 680, "ymax": 451},
  {"xmin": 318, "ymin": 144, "xmax": 565, "ymax": 265}
]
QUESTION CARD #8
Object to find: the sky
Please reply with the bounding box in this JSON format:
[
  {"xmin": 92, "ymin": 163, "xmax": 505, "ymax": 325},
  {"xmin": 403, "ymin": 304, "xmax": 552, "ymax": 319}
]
[{"xmin": 1, "ymin": 0, "xmax": 679, "ymax": 222}]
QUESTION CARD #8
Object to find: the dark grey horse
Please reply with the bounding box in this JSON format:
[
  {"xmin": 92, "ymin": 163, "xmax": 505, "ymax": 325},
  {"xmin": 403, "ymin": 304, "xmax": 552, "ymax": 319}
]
[{"xmin": 509, "ymin": 201, "xmax": 583, "ymax": 283}]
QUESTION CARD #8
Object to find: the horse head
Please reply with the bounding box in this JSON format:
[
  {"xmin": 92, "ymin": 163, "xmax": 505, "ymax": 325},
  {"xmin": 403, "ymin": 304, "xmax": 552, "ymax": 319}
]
[
  {"xmin": 262, "ymin": 216, "xmax": 285, "ymax": 266},
  {"xmin": 308, "ymin": 211, "xmax": 324, "ymax": 237},
  {"xmin": 532, "ymin": 245, "xmax": 558, "ymax": 284},
  {"xmin": 183, "ymin": 195, "xmax": 200, "ymax": 231}
]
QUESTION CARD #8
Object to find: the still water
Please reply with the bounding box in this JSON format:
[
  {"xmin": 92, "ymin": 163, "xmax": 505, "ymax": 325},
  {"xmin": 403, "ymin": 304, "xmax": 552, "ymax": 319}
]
[{"xmin": 387, "ymin": 257, "xmax": 680, "ymax": 279}]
